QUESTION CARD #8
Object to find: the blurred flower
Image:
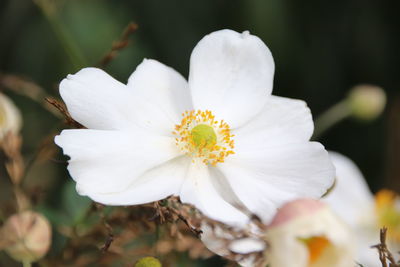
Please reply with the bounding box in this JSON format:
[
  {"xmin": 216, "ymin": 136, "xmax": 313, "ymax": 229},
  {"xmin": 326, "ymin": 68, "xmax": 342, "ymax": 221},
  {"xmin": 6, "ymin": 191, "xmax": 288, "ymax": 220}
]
[
  {"xmin": 375, "ymin": 190, "xmax": 400, "ymax": 242},
  {"xmin": 0, "ymin": 211, "xmax": 51, "ymax": 263},
  {"xmin": 55, "ymin": 29, "xmax": 334, "ymax": 226},
  {"xmin": 264, "ymin": 199, "xmax": 355, "ymax": 267},
  {"xmin": 348, "ymin": 84, "xmax": 386, "ymax": 121},
  {"xmin": 323, "ymin": 152, "xmax": 400, "ymax": 266},
  {"xmin": 134, "ymin": 256, "xmax": 162, "ymax": 267},
  {"xmin": 0, "ymin": 92, "xmax": 22, "ymax": 142},
  {"xmin": 313, "ymin": 84, "xmax": 386, "ymax": 138}
]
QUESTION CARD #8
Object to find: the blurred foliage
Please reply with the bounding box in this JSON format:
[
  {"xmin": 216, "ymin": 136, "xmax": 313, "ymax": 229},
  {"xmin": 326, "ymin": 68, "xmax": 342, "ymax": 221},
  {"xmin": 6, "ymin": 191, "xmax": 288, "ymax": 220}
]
[{"xmin": 0, "ymin": 0, "xmax": 399, "ymax": 266}]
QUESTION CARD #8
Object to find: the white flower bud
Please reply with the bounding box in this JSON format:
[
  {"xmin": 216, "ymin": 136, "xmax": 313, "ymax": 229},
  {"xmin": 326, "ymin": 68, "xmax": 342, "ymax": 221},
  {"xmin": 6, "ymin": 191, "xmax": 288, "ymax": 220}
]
[
  {"xmin": 1, "ymin": 211, "xmax": 51, "ymax": 263},
  {"xmin": 348, "ymin": 84, "xmax": 386, "ymax": 121},
  {"xmin": 0, "ymin": 92, "xmax": 22, "ymax": 141}
]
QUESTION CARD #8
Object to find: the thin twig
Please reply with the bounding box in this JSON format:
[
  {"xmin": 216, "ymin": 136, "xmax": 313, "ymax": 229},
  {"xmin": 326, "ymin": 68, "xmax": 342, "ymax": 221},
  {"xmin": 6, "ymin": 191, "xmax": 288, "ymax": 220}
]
[
  {"xmin": 165, "ymin": 204, "xmax": 202, "ymax": 237},
  {"xmin": 371, "ymin": 227, "xmax": 399, "ymax": 267},
  {"xmin": 97, "ymin": 22, "xmax": 138, "ymax": 68},
  {"xmin": 96, "ymin": 204, "xmax": 114, "ymax": 253},
  {"xmin": 0, "ymin": 74, "xmax": 61, "ymax": 117},
  {"xmin": 149, "ymin": 198, "xmax": 202, "ymax": 237},
  {"xmin": 151, "ymin": 201, "xmax": 166, "ymax": 223},
  {"xmin": 1, "ymin": 133, "xmax": 30, "ymax": 212},
  {"xmin": 45, "ymin": 97, "xmax": 84, "ymax": 128}
]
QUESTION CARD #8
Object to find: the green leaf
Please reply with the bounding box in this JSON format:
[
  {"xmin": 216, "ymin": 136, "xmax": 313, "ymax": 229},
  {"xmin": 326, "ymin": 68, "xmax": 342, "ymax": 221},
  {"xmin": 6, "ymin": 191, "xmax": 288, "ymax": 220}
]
[{"xmin": 61, "ymin": 180, "xmax": 92, "ymax": 225}]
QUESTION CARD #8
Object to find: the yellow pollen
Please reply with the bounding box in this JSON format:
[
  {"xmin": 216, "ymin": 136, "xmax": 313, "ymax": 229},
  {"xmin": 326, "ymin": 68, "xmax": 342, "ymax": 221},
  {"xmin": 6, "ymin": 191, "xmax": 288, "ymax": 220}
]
[{"xmin": 174, "ymin": 110, "xmax": 234, "ymax": 166}]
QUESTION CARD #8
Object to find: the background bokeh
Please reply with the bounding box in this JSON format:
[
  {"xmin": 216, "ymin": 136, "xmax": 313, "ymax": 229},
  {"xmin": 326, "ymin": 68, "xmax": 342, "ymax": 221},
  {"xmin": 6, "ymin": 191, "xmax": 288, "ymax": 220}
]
[{"xmin": 0, "ymin": 0, "xmax": 399, "ymax": 266}]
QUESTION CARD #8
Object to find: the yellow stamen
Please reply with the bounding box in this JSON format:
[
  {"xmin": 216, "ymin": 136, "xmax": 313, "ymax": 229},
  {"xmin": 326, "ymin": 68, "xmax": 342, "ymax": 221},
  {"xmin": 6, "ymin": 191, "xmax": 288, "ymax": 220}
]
[
  {"xmin": 174, "ymin": 110, "xmax": 234, "ymax": 166},
  {"xmin": 299, "ymin": 236, "xmax": 330, "ymax": 264}
]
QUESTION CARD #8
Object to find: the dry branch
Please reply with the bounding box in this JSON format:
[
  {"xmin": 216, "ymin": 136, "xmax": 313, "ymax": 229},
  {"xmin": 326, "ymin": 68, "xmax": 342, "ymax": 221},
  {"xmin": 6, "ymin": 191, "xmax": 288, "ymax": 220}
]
[
  {"xmin": 97, "ymin": 22, "xmax": 138, "ymax": 68},
  {"xmin": 372, "ymin": 227, "xmax": 399, "ymax": 267}
]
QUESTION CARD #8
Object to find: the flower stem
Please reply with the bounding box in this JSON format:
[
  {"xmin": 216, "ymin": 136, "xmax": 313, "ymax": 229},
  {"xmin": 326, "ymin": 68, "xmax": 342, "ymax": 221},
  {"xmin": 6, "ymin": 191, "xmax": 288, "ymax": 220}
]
[
  {"xmin": 22, "ymin": 260, "xmax": 32, "ymax": 267},
  {"xmin": 34, "ymin": 0, "xmax": 87, "ymax": 70},
  {"xmin": 313, "ymin": 100, "xmax": 352, "ymax": 139}
]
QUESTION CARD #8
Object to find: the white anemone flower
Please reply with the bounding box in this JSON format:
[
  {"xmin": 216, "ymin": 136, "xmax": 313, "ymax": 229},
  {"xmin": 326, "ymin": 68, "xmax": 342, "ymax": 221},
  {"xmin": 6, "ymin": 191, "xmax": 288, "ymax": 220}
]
[
  {"xmin": 265, "ymin": 198, "xmax": 355, "ymax": 267},
  {"xmin": 323, "ymin": 152, "xmax": 400, "ymax": 267},
  {"xmin": 55, "ymin": 29, "xmax": 334, "ymax": 226}
]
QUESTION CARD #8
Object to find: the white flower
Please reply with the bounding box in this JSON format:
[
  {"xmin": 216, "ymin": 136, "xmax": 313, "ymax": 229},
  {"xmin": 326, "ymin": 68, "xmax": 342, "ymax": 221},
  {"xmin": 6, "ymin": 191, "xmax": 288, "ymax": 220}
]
[
  {"xmin": 55, "ymin": 29, "xmax": 334, "ymax": 226},
  {"xmin": 0, "ymin": 92, "xmax": 22, "ymax": 141},
  {"xmin": 265, "ymin": 198, "xmax": 355, "ymax": 267},
  {"xmin": 323, "ymin": 152, "xmax": 400, "ymax": 267}
]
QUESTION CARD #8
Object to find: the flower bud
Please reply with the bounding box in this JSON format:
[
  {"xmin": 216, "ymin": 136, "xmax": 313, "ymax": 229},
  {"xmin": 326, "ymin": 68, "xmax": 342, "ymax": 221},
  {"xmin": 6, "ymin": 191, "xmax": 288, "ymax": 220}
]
[
  {"xmin": 347, "ymin": 84, "xmax": 386, "ymax": 121},
  {"xmin": 134, "ymin": 256, "xmax": 162, "ymax": 267},
  {"xmin": 1, "ymin": 211, "xmax": 51, "ymax": 263},
  {"xmin": 0, "ymin": 92, "xmax": 22, "ymax": 141},
  {"xmin": 265, "ymin": 199, "xmax": 355, "ymax": 267}
]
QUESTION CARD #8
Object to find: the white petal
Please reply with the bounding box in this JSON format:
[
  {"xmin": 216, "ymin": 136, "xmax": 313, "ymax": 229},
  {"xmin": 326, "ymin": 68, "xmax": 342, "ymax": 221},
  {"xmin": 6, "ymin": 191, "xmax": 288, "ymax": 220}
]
[
  {"xmin": 189, "ymin": 29, "xmax": 274, "ymax": 128},
  {"xmin": 83, "ymin": 156, "xmax": 190, "ymax": 205},
  {"xmin": 323, "ymin": 151, "xmax": 374, "ymax": 227},
  {"xmin": 127, "ymin": 59, "xmax": 192, "ymax": 125},
  {"xmin": 201, "ymin": 222, "xmax": 266, "ymax": 266},
  {"xmin": 229, "ymin": 238, "xmax": 265, "ymax": 254},
  {"xmin": 180, "ymin": 162, "xmax": 249, "ymax": 226},
  {"xmin": 54, "ymin": 129, "xmax": 181, "ymax": 200},
  {"xmin": 60, "ymin": 67, "xmax": 177, "ymax": 135},
  {"xmin": 200, "ymin": 223, "xmax": 232, "ymax": 258},
  {"xmin": 60, "ymin": 68, "xmax": 136, "ymax": 130},
  {"xmin": 218, "ymin": 142, "xmax": 335, "ymax": 223},
  {"xmin": 234, "ymin": 95, "xmax": 313, "ymax": 149},
  {"xmin": 322, "ymin": 152, "xmax": 379, "ymax": 266},
  {"xmin": 354, "ymin": 228, "xmax": 382, "ymax": 267}
]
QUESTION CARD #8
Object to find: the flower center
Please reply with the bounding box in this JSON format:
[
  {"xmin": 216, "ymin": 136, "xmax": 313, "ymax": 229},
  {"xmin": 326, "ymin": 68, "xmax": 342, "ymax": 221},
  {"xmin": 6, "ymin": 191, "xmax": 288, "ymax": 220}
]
[
  {"xmin": 375, "ymin": 190, "xmax": 400, "ymax": 242},
  {"xmin": 299, "ymin": 236, "xmax": 330, "ymax": 265},
  {"xmin": 191, "ymin": 124, "xmax": 217, "ymax": 148},
  {"xmin": 173, "ymin": 110, "xmax": 235, "ymax": 166}
]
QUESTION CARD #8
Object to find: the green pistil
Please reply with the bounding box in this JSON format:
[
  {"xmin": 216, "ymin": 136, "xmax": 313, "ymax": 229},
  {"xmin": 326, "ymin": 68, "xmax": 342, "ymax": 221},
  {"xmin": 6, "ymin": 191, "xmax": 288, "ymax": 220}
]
[{"xmin": 191, "ymin": 124, "xmax": 216, "ymax": 148}]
